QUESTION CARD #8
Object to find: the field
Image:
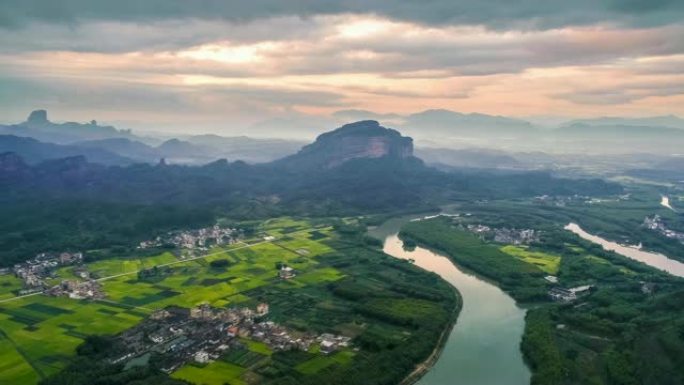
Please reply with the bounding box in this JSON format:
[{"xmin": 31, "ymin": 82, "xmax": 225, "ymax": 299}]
[
  {"xmin": 295, "ymin": 350, "xmax": 355, "ymax": 374},
  {"xmin": 172, "ymin": 361, "xmax": 246, "ymax": 385},
  {"xmin": 0, "ymin": 217, "xmax": 457, "ymax": 385},
  {"xmin": 0, "ymin": 295, "xmax": 148, "ymax": 382},
  {"xmin": 0, "ymin": 274, "xmax": 23, "ymax": 300},
  {"xmin": 500, "ymin": 245, "xmax": 561, "ymax": 274},
  {"xmin": 0, "ymin": 218, "xmax": 341, "ymax": 384}
]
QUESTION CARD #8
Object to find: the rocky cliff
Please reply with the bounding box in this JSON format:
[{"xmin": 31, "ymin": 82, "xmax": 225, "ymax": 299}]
[{"xmin": 276, "ymin": 120, "xmax": 414, "ymax": 170}]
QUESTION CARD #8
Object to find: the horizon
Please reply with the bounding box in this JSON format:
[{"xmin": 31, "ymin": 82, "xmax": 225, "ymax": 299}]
[
  {"xmin": 2, "ymin": 1, "xmax": 684, "ymax": 136},
  {"xmin": 3, "ymin": 107, "xmax": 684, "ymax": 140}
]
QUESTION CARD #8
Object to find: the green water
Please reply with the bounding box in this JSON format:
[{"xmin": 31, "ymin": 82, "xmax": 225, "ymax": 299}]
[{"xmin": 369, "ymin": 216, "xmax": 531, "ymax": 385}]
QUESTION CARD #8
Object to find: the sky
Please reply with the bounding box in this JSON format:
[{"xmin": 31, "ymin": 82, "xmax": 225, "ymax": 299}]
[{"xmin": 0, "ymin": 0, "xmax": 683, "ymax": 135}]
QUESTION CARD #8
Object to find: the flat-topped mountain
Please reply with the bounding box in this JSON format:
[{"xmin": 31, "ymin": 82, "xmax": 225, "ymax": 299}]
[
  {"xmin": 0, "ymin": 110, "xmax": 133, "ymax": 144},
  {"xmin": 276, "ymin": 120, "xmax": 414, "ymax": 170}
]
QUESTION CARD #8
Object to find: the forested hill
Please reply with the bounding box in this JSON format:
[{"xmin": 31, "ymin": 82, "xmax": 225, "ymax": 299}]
[{"xmin": 0, "ymin": 121, "xmax": 622, "ymax": 266}]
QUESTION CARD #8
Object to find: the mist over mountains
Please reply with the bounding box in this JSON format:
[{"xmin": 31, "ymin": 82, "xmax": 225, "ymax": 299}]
[
  {"xmin": 0, "ymin": 110, "xmax": 306, "ymax": 165},
  {"xmin": 2, "ymin": 109, "xmax": 684, "ymax": 175}
]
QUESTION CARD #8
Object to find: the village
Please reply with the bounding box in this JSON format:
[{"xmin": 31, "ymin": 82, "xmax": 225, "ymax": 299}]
[
  {"xmin": 137, "ymin": 224, "xmax": 241, "ymax": 252},
  {"xmin": 3, "ymin": 251, "xmax": 85, "ymax": 295},
  {"xmin": 465, "ymin": 224, "xmax": 540, "ymax": 245},
  {"xmin": 111, "ymin": 303, "xmax": 352, "ymax": 374},
  {"xmin": 643, "ymin": 215, "xmax": 684, "ymax": 244},
  {"xmin": 547, "ymin": 284, "xmax": 593, "ymax": 303}
]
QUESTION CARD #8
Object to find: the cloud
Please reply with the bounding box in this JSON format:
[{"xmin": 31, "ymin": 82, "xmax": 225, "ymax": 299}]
[
  {"xmin": 1, "ymin": 0, "xmax": 683, "ymax": 30},
  {"xmin": 0, "ymin": 2, "xmax": 683, "ymax": 127},
  {"xmin": 557, "ymin": 81, "xmax": 684, "ymax": 105}
]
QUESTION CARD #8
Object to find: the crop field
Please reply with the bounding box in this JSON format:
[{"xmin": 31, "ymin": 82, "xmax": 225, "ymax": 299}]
[
  {"xmin": 0, "ymin": 295, "xmax": 148, "ymax": 383},
  {"xmin": 87, "ymin": 251, "xmax": 179, "ymax": 277},
  {"xmin": 0, "ymin": 217, "xmax": 458, "ymax": 385},
  {"xmin": 0, "ymin": 274, "xmax": 23, "ymax": 300},
  {"xmin": 172, "ymin": 361, "xmax": 246, "ymax": 385},
  {"xmin": 295, "ymin": 350, "xmax": 356, "ymax": 374},
  {"xmin": 0, "ymin": 218, "xmax": 351, "ymax": 384},
  {"xmin": 500, "ymin": 245, "xmax": 562, "ymax": 274}
]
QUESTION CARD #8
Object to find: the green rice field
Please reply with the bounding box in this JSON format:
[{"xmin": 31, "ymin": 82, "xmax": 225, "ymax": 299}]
[{"xmin": 0, "ymin": 219, "xmax": 345, "ymax": 384}]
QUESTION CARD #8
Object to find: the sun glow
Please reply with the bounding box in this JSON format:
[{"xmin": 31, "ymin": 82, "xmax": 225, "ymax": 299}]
[{"xmin": 178, "ymin": 42, "xmax": 277, "ymax": 64}]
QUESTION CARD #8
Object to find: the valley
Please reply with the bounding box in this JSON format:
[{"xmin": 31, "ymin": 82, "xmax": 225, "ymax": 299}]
[
  {"xmin": 0, "ymin": 217, "xmax": 458, "ymax": 385},
  {"xmin": 1, "ymin": 117, "xmax": 683, "ymax": 385}
]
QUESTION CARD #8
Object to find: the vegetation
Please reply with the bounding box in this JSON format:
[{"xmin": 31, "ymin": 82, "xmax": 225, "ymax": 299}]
[
  {"xmin": 400, "ymin": 208, "xmax": 684, "ymax": 385},
  {"xmin": 400, "ymin": 217, "xmax": 548, "ymax": 302},
  {"xmin": 0, "ymin": 217, "xmax": 459, "ymax": 385},
  {"xmin": 0, "ymin": 150, "xmax": 621, "ymax": 266},
  {"xmin": 501, "ymin": 245, "xmax": 561, "ymax": 275}
]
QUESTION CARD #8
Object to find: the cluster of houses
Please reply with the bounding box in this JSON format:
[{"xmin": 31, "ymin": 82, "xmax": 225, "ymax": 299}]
[
  {"xmin": 138, "ymin": 225, "xmax": 240, "ymax": 251},
  {"xmin": 548, "ymin": 284, "xmax": 593, "ymax": 303},
  {"xmin": 8, "ymin": 252, "xmax": 83, "ymax": 294},
  {"xmin": 466, "ymin": 224, "xmax": 540, "ymax": 245},
  {"xmin": 643, "ymin": 215, "xmax": 684, "ymax": 243},
  {"xmin": 111, "ymin": 303, "xmax": 351, "ymax": 374},
  {"xmin": 46, "ymin": 279, "xmax": 105, "ymax": 300}
]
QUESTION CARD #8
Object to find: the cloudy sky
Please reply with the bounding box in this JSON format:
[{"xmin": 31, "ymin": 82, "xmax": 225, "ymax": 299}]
[{"xmin": 1, "ymin": 0, "xmax": 683, "ymax": 134}]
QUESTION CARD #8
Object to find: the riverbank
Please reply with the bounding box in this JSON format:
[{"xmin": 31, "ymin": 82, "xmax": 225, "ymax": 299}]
[
  {"xmin": 566, "ymin": 222, "xmax": 684, "ymax": 277},
  {"xmin": 372, "ymin": 216, "xmax": 531, "ymax": 385},
  {"xmin": 398, "ymin": 288, "xmax": 462, "ymax": 385},
  {"xmin": 399, "ymin": 213, "xmax": 684, "ymax": 385}
]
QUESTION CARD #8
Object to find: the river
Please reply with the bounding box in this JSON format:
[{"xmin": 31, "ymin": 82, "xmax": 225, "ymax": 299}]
[
  {"xmin": 565, "ymin": 222, "xmax": 684, "ymax": 278},
  {"xmin": 369, "ymin": 216, "xmax": 531, "ymax": 385}
]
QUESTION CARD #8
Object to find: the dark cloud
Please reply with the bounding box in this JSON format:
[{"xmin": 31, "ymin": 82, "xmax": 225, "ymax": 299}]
[{"xmin": 1, "ymin": 0, "xmax": 683, "ymax": 30}]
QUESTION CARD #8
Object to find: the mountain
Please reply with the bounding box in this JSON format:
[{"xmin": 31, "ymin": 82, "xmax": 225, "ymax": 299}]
[
  {"xmin": 556, "ymin": 123, "xmax": 684, "ymax": 138},
  {"xmin": 185, "ymin": 135, "xmax": 305, "ymax": 163},
  {"xmin": 275, "ymin": 120, "xmax": 414, "ymax": 170},
  {"xmin": 155, "ymin": 139, "xmax": 220, "ymax": 163},
  {"xmin": 564, "ymin": 115, "xmax": 684, "ymax": 130},
  {"xmin": 401, "ymin": 109, "xmax": 537, "ymax": 139},
  {"xmin": 0, "ymin": 120, "xmax": 622, "ymax": 210},
  {"xmin": 416, "ymin": 147, "xmax": 522, "ymax": 169},
  {"xmin": 0, "ymin": 135, "xmax": 133, "ymax": 165},
  {"xmin": 76, "ymin": 138, "xmax": 161, "ymax": 162},
  {"xmin": 0, "ymin": 110, "xmax": 135, "ymax": 144}
]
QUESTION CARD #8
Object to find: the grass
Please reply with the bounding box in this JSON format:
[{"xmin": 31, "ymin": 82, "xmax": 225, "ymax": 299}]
[
  {"xmin": 172, "ymin": 361, "xmax": 246, "ymax": 385},
  {"xmin": 295, "ymin": 350, "xmax": 356, "ymax": 374},
  {"xmin": 239, "ymin": 338, "xmax": 273, "ymax": 356},
  {"xmin": 500, "ymin": 245, "xmax": 562, "ymax": 275}
]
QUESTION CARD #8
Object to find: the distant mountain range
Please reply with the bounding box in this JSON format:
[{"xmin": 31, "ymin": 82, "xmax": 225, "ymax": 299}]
[
  {"xmin": 564, "ymin": 115, "xmax": 684, "ymax": 130},
  {"xmin": 3, "ymin": 108, "xmax": 684, "ymax": 170},
  {"xmin": 0, "ymin": 110, "xmax": 135, "ymax": 144},
  {"xmin": 0, "ymin": 110, "xmax": 305, "ymax": 165},
  {"xmin": 325, "ymin": 109, "xmax": 684, "ymax": 154},
  {"xmin": 0, "ymin": 120, "xmax": 623, "ymax": 267},
  {"xmin": 0, "ymin": 120, "xmax": 621, "ymax": 209}
]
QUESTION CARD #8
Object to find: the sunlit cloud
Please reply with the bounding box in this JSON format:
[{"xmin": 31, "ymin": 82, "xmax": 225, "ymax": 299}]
[{"xmin": 0, "ymin": 6, "xmax": 683, "ymax": 131}]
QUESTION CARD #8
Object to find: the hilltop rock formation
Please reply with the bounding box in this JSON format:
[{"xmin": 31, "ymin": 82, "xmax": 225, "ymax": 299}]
[
  {"xmin": 26, "ymin": 109, "xmax": 49, "ymax": 125},
  {"xmin": 0, "ymin": 110, "xmax": 133, "ymax": 144},
  {"xmin": 275, "ymin": 120, "xmax": 414, "ymax": 170}
]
